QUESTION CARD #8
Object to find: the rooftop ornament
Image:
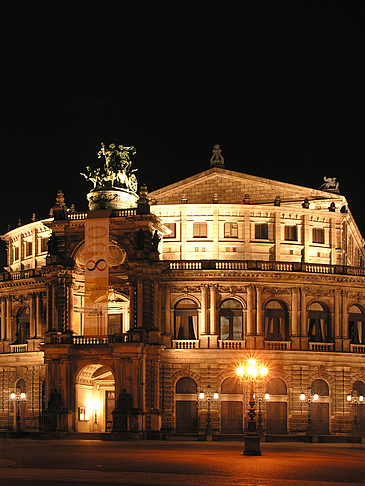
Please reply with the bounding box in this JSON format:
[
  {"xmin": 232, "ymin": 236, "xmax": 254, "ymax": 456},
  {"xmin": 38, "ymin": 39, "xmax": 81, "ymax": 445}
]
[
  {"xmin": 81, "ymin": 143, "xmax": 139, "ymax": 210},
  {"xmin": 209, "ymin": 144, "xmax": 225, "ymax": 168}
]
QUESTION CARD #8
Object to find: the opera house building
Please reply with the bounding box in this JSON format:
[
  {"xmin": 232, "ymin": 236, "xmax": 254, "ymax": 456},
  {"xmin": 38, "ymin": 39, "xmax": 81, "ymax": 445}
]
[{"xmin": 0, "ymin": 143, "xmax": 364, "ymax": 440}]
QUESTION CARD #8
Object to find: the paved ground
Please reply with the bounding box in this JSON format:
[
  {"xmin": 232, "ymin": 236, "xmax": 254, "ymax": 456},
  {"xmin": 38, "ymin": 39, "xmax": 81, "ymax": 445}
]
[{"xmin": 0, "ymin": 439, "xmax": 364, "ymax": 485}]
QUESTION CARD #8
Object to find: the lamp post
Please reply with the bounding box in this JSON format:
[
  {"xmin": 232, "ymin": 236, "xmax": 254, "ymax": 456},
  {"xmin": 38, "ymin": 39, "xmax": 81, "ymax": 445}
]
[
  {"xmin": 10, "ymin": 391, "xmax": 26, "ymax": 434},
  {"xmin": 198, "ymin": 385, "xmax": 219, "ymax": 441},
  {"xmin": 347, "ymin": 389, "xmax": 363, "ymax": 438},
  {"xmin": 299, "ymin": 387, "xmax": 318, "ymax": 437},
  {"xmin": 236, "ymin": 357, "xmax": 268, "ymax": 456}
]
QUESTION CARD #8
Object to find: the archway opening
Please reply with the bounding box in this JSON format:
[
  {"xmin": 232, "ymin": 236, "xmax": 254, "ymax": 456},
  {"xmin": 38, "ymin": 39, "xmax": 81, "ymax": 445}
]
[{"xmin": 75, "ymin": 364, "xmax": 115, "ymax": 433}]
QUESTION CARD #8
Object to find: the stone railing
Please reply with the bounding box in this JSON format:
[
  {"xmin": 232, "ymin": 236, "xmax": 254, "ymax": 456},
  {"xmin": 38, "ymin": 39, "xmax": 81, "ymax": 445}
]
[
  {"xmin": 172, "ymin": 340, "xmax": 200, "ymax": 349},
  {"xmin": 47, "ymin": 334, "xmax": 131, "ymax": 345},
  {"xmin": 167, "ymin": 260, "xmax": 365, "ymax": 276},
  {"xmin": 218, "ymin": 340, "xmax": 246, "ymax": 349},
  {"xmin": 265, "ymin": 340, "xmax": 292, "ymax": 350},
  {"xmin": 350, "ymin": 344, "xmax": 365, "ymax": 354},
  {"xmin": 66, "ymin": 208, "xmax": 138, "ymax": 221},
  {"xmin": 309, "ymin": 342, "xmax": 334, "ymax": 352},
  {"xmin": 9, "ymin": 343, "xmax": 28, "ymax": 353}
]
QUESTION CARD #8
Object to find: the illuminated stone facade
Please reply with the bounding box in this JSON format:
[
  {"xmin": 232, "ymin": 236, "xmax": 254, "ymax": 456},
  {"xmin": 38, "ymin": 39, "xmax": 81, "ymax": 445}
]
[{"xmin": 0, "ymin": 163, "xmax": 364, "ymax": 439}]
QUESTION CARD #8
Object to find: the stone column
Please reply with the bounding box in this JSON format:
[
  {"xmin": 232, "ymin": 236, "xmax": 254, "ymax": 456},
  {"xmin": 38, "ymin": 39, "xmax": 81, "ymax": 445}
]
[
  {"xmin": 246, "ymin": 285, "xmax": 255, "ymax": 349},
  {"xmin": 341, "ymin": 291, "xmax": 350, "ymax": 352},
  {"xmin": 137, "ymin": 280, "xmax": 143, "ymax": 328},
  {"xmin": 164, "ymin": 286, "xmax": 171, "ymax": 335},
  {"xmin": 68, "ymin": 286, "xmax": 74, "ymax": 334},
  {"xmin": 255, "ymin": 286, "xmax": 264, "ymax": 348},
  {"xmin": 210, "ymin": 285, "xmax": 217, "ymax": 335},
  {"xmin": 334, "ymin": 289, "xmax": 342, "ymax": 351},
  {"xmin": 0, "ymin": 299, "xmax": 5, "ymax": 341},
  {"xmin": 300, "ymin": 288, "xmax": 308, "ymax": 350},
  {"xmin": 6, "ymin": 297, "xmax": 12, "ymax": 341},
  {"xmin": 291, "ymin": 288, "xmax": 300, "ymax": 350},
  {"xmin": 35, "ymin": 292, "xmax": 42, "ymax": 337},
  {"xmin": 199, "ymin": 285, "xmax": 208, "ymax": 335},
  {"xmin": 29, "ymin": 293, "xmax": 36, "ymax": 338}
]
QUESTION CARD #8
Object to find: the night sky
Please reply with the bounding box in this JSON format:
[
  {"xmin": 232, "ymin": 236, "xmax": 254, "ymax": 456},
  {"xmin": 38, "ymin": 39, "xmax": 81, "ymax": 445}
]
[{"xmin": 3, "ymin": 5, "xmax": 365, "ymax": 262}]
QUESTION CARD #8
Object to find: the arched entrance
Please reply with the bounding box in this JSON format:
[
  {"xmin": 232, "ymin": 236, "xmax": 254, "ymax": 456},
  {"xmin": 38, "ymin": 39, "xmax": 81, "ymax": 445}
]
[
  {"xmin": 220, "ymin": 377, "xmax": 243, "ymax": 434},
  {"xmin": 175, "ymin": 377, "xmax": 198, "ymax": 433},
  {"xmin": 75, "ymin": 364, "xmax": 115, "ymax": 433},
  {"xmin": 265, "ymin": 378, "xmax": 288, "ymax": 434}
]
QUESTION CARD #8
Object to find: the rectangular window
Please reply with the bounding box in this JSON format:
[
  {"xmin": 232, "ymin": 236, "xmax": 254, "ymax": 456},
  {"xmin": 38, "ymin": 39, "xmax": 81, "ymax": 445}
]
[
  {"xmin": 284, "ymin": 225, "xmax": 298, "ymax": 241},
  {"xmin": 312, "ymin": 228, "xmax": 325, "ymax": 244},
  {"xmin": 108, "ymin": 314, "xmax": 122, "ymax": 335},
  {"xmin": 193, "ymin": 222, "xmax": 207, "ymax": 238},
  {"xmin": 224, "ymin": 222, "xmax": 238, "ymax": 238},
  {"xmin": 78, "ymin": 407, "xmax": 89, "ymax": 421},
  {"xmin": 255, "ymin": 223, "xmax": 268, "ymax": 239},
  {"xmin": 164, "ymin": 222, "xmax": 176, "ymax": 238},
  {"xmin": 40, "ymin": 237, "xmax": 48, "ymax": 253},
  {"xmin": 25, "ymin": 241, "xmax": 32, "ymax": 257},
  {"xmin": 13, "ymin": 246, "xmax": 19, "ymax": 261}
]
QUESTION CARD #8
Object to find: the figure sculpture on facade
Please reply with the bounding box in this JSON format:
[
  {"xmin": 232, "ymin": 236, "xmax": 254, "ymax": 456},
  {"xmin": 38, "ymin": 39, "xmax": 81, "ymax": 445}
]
[
  {"xmin": 81, "ymin": 142, "xmax": 138, "ymax": 193},
  {"xmin": 320, "ymin": 176, "xmax": 339, "ymax": 192}
]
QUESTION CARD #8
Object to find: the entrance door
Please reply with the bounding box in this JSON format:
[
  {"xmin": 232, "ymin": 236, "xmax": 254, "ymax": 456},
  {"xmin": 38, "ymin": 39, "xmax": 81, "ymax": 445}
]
[
  {"xmin": 221, "ymin": 401, "xmax": 243, "ymax": 433},
  {"xmin": 358, "ymin": 406, "xmax": 365, "ymax": 436},
  {"xmin": 311, "ymin": 403, "xmax": 329, "ymax": 434},
  {"xmin": 176, "ymin": 401, "xmax": 197, "ymax": 432},
  {"xmin": 105, "ymin": 391, "xmax": 115, "ymax": 432},
  {"xmin": 266, "ymin": 402, "xmax": 287, "ymax": 434}
]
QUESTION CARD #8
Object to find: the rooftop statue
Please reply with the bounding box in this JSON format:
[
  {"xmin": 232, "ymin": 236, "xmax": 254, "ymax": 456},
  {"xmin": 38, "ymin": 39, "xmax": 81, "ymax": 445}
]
[
  {"xmin": 320, "ymin": 176, "xmax": 340, "ymax": 193},
  {"xmin": 81, "ymin": 142, "xmax": 138, "ymax": 194}
]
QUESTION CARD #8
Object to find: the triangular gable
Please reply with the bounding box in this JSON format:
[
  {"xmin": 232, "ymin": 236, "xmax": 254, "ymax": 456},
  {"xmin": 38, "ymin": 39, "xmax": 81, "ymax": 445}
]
[{"xmin": 149, "ymin": 167, "xmax": 343, "ymax": 206}]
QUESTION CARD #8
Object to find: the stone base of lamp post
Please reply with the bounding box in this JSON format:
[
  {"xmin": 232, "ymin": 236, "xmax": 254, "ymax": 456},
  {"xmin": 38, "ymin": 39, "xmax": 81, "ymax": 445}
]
[{"xmin": 243, "ymin": 434, "xmax": 262, "ymax": 456}]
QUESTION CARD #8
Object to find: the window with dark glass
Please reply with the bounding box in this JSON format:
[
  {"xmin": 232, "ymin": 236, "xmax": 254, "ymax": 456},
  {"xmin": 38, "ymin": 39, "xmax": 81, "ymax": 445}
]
[
  {"xmin": 108, "ymin": 314, "xmax": 122, "ymax": 335},
  {"xmin": 219, "ymin": 299, "xmax": 243, "ymax": 340},
  {"xmin": 15, "ymin": 307, "xmax": 30, "ymax": 344},
  {"xmin": 224, "ymin": 222, "xmax": 238, "ymax": 238},
  {"xmin": 284, "ymin": 225, "xmax": 298, "ymax": 241},
  {"xmin": 174, "ymin": 299, "xmax": 198, "ymax": 340},
  {"xmin": 25, "ymin": 241, "xmax": 32, "ymax": 257},
  {"xmin": 255, "ymin": 223, "xmax": 268, "ymax": 239},
  {"xmin": 264, "ymin": 300, "xmax": 289, "ymax": 341},
  {"xmin": 164, "ymin": 222, "xmax": 176, "ymax": 238},
  {"xmin": 308, "ymin": 302, "xmax": 330, "ymax": 342},
  {"xmin": 348, "ymin": 305, "xmax": 365, "ymax": 345},
  {"xmin": 40, "ymin": 238, "xmax": 49, "ymax": 253},
  {"xmin": 312, "ymin": 228, "xmax": 325, "ymax": 244},
  {"xmin": 193, "ymin": 222, "xmax": 207, "ymax": 238}
]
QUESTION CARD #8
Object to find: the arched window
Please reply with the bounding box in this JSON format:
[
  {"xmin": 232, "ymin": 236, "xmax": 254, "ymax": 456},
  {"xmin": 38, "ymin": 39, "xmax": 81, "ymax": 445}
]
[
  {"xmin": 219, "ymin": 299, "xmax": 243, "ymax": 340},
  {"xmin": 175, "ymin": 377, "xmax": 197, "ymax": 394},
  {"xmin": 174, "ymin": 299, "xmax": 198, "ymax": 340},
  {"xmin": 308, "ymin": 302, "xmax": 331, "ymax": 343},
  {"xmin": 15, "ymin": 307, "xmax": 30, "ymax": 344},
  {"xmin": 264, "ymin": 300, "xmax": 289, "ymax": 341},
  {"xmin": 348, "ymin": 305, "xmax": 365, "ymax": 345},
  {"xmin": 266, "ymin": 378, "xmax": 287, "ymax": 396},
  {"xmin": 16, "ymin": 379, "xmax": 26, "ymax": 394},
  {"xmin": 311, "ymin": 379, "xmax": 329, "ymax": 396},
  {"xmin": 353, "ymin": 380, "xmax": 365, "ymax": 397},
  {"xmin": 221, "ymin": 377, "xmax": 242, "ymax": 394}
]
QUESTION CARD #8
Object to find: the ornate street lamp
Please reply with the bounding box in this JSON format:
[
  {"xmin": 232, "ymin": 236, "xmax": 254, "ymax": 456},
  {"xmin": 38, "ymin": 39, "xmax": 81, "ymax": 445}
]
[
  {"xmin": 236, "ymin": 358, "xmax": 268, "ymax": 455},
  {"xmin": 347, "ymin": 389, "xmax": 364, "ymax": 437},
  {"xmin": 10, "ymin": 391, "xmax": 26, "ymax": 434},
  {"xmin": 299, "ymin": 387, "xmax": 318, "ymax": 437},
  {"xmin": 198, "ymin": 385, "xmax": 219, "ymax": 441}
]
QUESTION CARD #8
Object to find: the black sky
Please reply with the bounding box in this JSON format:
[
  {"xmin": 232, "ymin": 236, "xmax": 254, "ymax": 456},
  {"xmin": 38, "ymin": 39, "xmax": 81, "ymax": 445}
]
[{"xmin": 3, "ymin": 4, "xmax": 365, "ymax": 257}]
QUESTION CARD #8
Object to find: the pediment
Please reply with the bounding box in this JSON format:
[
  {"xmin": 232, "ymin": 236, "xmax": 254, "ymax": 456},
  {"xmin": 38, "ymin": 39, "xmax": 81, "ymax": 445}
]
[{"xmin": 149, "ymin": 168, "xmax": 341, "ymax": 206}]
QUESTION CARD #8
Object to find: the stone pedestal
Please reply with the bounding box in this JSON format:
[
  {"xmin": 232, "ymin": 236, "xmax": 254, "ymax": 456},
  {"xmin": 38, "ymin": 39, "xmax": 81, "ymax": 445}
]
[{"xmin": 87, "ymin": 189, "xmax": 138, "ymax": 210}]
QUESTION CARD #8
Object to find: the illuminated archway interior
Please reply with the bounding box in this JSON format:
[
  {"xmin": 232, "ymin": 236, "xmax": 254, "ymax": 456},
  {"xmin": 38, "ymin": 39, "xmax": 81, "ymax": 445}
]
[{"xmin": 75, "ymin": 364, "xmax": 115, "ymax": 433}]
